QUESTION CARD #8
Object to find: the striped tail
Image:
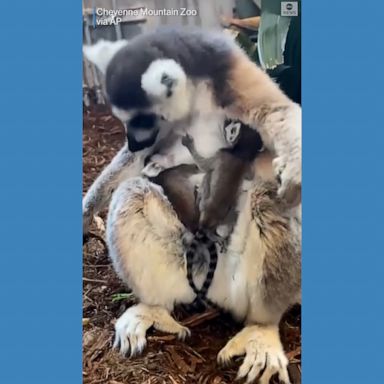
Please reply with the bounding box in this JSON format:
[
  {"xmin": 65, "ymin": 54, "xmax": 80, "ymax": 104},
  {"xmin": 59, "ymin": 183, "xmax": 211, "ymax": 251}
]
[{"xmin": 185, "ymin": 230, "xmax": 219, "ymax": 309}]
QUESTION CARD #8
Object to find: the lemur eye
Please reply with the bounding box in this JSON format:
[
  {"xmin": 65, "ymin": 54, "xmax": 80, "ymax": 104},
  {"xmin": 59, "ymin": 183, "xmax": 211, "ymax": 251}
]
[
  {"xmin": 161, "ymin": 73, "xmax": 175, "ymax": 94},
  {"xmin": 161, "ymin": 73, "xmax": 170, "ymax": 82},
  {"xmin": 161, "ymin": 73, "xmax": 173, "ymax": 86}
]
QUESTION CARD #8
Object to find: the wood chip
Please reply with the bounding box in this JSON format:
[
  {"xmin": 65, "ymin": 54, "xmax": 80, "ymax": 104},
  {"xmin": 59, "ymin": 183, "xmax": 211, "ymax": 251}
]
[
  {"xmin": 165, "ymin": 347, "xmax": 191, "ymax": 374},
  {"xmin": 181, "ymin": 309, "xmax": 220, "ymax": 327}
]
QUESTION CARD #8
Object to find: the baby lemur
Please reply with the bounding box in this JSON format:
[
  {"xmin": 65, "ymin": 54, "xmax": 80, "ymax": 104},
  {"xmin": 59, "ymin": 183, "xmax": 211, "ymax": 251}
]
[
  {"xmin": 182, "ymin": 120, "xmax": 264, "ymax": 308},
  {"xmin": 144, "ymin": 162, "xmax": 200, "ymax": 233},
  {"xmin": 142, "ymin": 151, "xmax": 219, "ymax": 310}
]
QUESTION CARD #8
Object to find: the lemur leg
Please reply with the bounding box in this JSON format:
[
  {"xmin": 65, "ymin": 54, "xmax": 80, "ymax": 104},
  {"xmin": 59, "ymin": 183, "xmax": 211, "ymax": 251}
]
[
  {"xmin": 82, "ymin": 143, "xmax": 149, "ymax": 234},
  {"xmin": 217, "ymin": 325, "xmax": 291, "ymax": 384},
  {"xmin": 255, "ymin": 104, "xmax": 301, "ymax": 205},
  {"xmin": 227, "ymin": 52, "xmax": 302, "ymax": 203},
  {"xmin": 216, "ymin": 180, "xmax": 300, "ymax": 383},
  {"xmin": 107, "ymin": 177, "xmax": 196, "ymax": 356},
  {"xmin": 181, "ymin": 134, "xmax": 212, "ymax": 172},
  {"xmin": 114, "ymin": 303, "xmax": 190, "ymax": 357}
]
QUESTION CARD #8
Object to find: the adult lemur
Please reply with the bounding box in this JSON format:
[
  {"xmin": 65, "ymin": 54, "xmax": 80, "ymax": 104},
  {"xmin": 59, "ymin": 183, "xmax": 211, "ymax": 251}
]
[{"xmin": 83, "ymin": 28, "xmax": 301, "ymax": 383}]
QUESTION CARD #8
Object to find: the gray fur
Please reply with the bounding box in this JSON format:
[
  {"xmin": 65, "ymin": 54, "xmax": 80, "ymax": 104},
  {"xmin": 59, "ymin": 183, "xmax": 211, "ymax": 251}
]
[{"xmin": 82, "ymin": 143, "xmax": 149, "ymax": 234}]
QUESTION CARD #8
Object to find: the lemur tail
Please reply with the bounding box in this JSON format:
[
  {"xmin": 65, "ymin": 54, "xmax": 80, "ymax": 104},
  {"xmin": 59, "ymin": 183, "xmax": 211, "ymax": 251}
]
[{"xmin": 185, "ymin": 230, "xmax": 219, "ymax": 309}]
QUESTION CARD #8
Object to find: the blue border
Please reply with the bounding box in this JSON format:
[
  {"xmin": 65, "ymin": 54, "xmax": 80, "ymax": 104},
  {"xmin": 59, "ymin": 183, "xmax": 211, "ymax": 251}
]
[
  {"xmin": 0, "ymin": 2, "xmax": 82, "ymax": 383},
  {"xmin": 303, "ymin": 1, "xmax": 384, "ymax": 383},
  {"xmin": 0, "ymin": 1, "xmax": 383, "ymax": 383}
]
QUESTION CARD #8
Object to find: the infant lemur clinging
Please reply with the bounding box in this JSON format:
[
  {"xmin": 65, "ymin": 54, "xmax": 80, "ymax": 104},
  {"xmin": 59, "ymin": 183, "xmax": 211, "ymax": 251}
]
[
  {"xmin": 182, "ymin": 120, "xmax": 264, "ymax": 308},
  {"xmin": 144, "ymin": 163, "xmax": 200, "ymax": 233}
]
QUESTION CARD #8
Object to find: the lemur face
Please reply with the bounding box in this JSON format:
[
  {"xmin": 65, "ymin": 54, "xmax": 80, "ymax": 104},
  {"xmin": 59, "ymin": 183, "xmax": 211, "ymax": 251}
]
[
  {"xmin": 107, "ymin": 53, "xmax": 192, "ymax": 124},
  {"xmin": 84, "ymin": 36, "xmax": 194, "ymax": 151},
  {"xmin": 224, "ymin": 120, "xmax": 242, "ymax": 145}
]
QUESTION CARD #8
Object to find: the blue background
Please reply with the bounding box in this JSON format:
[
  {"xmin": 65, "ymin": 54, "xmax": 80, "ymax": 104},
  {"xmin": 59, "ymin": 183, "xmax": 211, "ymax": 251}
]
[
  {"xmin": 0, "ymin": 2, "xmax": 82, "ymax": 383},
  {"xmin": 0, "ymin": 1, "xmax": 383, "ymax": 383},
  {"xmin": 302, "ymin": 0, "xmax": 384, "ymax": 383}
]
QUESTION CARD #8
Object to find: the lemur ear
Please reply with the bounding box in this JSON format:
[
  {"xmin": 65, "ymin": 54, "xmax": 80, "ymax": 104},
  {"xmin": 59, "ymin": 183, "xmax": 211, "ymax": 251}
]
[
  {"xmin": 141, "ymin": 59, "xmax": 187, "ymax": 99},
  {"xmin": 83, "ymin": 39, "xmax": 128, "ymax": 74},
  {"xmin": 224, "ymin": 121, "xmax": 242, "ymax": 144}
]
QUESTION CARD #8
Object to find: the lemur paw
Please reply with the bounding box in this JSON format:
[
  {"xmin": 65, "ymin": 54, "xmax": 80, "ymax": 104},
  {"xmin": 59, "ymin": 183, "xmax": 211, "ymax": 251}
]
[
  {"xmin": 141, "ymin": 161, "xmax": 164, "ymax": 178},
  {"xmin": 151, "ymin": 154, "xmax": 175, "ymax": 168},
  {"xmin": 113, "ymin": 304, "xmax": 190, "ymax": 357},
  {"xmin": 272, "ymin": 156, "xmax": 286, "ymax": 183},
  {"xmin": 273, "ymin": 156, "xmax": 301, "ymax": 207},
  {"xmin": 181, "ymin": 134, "xmax": 194, "ymax": 148},
  {"xmin": 217, "ymin": 325, "xmax": 291, "ymax": 384}
]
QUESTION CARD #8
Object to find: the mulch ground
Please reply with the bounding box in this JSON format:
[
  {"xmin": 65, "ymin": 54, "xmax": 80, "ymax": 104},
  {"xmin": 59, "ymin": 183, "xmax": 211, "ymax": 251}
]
[{"xmin": 82, "ymin": 107, "xmax": 302, "ymax": 384}]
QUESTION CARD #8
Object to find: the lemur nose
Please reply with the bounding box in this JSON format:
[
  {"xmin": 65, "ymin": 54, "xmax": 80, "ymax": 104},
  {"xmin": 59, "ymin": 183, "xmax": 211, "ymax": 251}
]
[{"xmin": 128, "ymin": 113, "xmax": 157, "ymax": 130}]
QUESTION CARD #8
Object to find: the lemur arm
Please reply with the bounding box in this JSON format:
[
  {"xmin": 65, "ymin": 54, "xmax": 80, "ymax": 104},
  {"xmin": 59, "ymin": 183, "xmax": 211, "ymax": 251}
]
[
  {"xmin": 227, "ymin": 50, "xmax": 302, "ymax": 204},
  {"xmin": 181, "ymin": 134, "xmax": 212, "ymax": 173},
  {"xmin": 82, "ymin": 142, "xmax": 147, "ymax": 234}
]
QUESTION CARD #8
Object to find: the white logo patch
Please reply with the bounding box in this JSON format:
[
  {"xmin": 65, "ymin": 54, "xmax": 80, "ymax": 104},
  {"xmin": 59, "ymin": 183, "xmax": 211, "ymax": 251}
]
[{"xmin": 281, "ymin": 2, "xmax": 298, "ymax": 17}]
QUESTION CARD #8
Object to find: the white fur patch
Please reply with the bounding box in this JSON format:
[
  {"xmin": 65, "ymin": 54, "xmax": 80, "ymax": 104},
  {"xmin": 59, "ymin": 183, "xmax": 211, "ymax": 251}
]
[
  {"xmin": 141, "ymin": 59, "xmax": 186, "ymax": 98},
  {"xmin": 133, "ymin": 129, "xmax": 155, "ymax": 142},
  {"xmin": 141, "ymin": 162, "xmax": 164, "ymax": 178},
  {"xmin": 224, "ymin": 121, "xmax": 241, "ymax": 144},
  {"xmin": 141, "ymin": 59, "xmax": 192, "ymax": 122},
  {"xmin": 83, "ymin": 39, "xmax": 128, "ymax": 74},
  {"xmin": 114, "ymin": 303, "xmax": 190, "ymax": 356}
]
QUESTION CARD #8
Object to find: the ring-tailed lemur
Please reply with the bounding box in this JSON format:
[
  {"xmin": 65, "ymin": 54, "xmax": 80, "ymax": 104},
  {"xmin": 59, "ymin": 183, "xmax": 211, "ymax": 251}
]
[
  {"xmin": 142, "ymin": 162, "xmax": 200, "ymax": 233},
  {"xmin": 82, "ymin": 28, "xmax": 301, "ymax": 383}
]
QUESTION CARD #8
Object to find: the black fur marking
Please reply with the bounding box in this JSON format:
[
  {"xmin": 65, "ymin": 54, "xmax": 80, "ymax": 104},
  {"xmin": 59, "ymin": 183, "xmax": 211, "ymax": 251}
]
[
  {"xmin": 185, "ymin": 230, "xmax": 219, "ymax": 309},
  {"xmin": 128, "ymin": 113, "xmax": 157, "ymax": 130},
  {"xmin": 161, "ymin": 73, "xmax": 175, "ymax": 98},
  {"xmin": 161, "ymin": 73, "xmax": 172, "ymax": 84},
  {"xmin": 126, "ymin": 128, "xmax": 159, "ymax": 152}
]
